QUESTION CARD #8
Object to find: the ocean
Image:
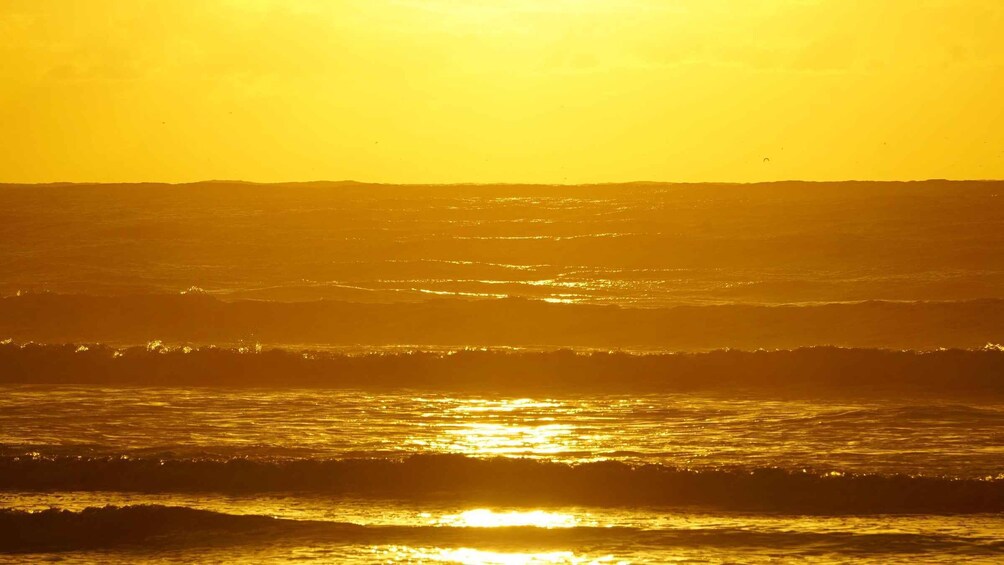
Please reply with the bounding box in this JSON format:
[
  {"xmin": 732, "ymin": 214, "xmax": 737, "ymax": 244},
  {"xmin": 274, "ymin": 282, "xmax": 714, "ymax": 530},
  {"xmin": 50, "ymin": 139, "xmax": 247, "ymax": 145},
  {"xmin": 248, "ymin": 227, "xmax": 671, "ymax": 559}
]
[
  {"xmin": 1, "ymin": 385, "xmax": 1003, "ymax": 562},
  {"xmin": 1, "ymin": 181, "xmax": 1002, "ymax": 563}
]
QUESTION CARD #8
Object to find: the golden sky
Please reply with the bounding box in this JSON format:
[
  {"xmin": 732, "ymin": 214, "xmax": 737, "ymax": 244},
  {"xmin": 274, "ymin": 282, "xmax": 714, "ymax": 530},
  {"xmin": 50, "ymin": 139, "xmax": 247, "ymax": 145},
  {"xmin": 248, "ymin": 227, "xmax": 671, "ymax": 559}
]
[{"xmin": 1, "ymin": 0, "xmax": 1002, "ymax": 184}]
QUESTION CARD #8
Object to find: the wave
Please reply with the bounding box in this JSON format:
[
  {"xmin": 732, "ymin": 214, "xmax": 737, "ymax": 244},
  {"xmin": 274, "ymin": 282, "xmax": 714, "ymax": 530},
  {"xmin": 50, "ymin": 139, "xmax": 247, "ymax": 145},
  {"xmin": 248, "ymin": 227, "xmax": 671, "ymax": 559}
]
[
  {"xmin": 2, "ymin": 505, "xmax": 1002, "ymax": 554},
  {"xmin": 2, "ymin": 455, "xmax": 1002, "ymax": 514},
  {"xmin": 3, "ymin": 293, "xmax": 1004, "ymax": 351},
  {"xmin": 4, "ymin": 180, "xmax": 1004, "ymax": 323},
  {"xmin": 2, "ymin": 342, "xmax": 1004, "ymax": 395}
]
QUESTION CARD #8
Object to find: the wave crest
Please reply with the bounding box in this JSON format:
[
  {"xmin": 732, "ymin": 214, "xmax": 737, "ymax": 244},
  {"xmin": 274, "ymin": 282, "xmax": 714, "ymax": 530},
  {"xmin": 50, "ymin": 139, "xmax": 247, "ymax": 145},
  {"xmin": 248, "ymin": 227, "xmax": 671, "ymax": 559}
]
[
  {"xmin": 3, "ymin": 293, "xmax": 1004, "ymax": 350},
  {"xmin": 3, "ymin": 504, "xmax": 1003, "ymax": 554},
  {"xmin": 2, "ymin": 342, "xmax": 1003, "ymax": 395},
  {"xmin": 2, "ymin": 455, "xmax": 1001, "ymax": 514}
]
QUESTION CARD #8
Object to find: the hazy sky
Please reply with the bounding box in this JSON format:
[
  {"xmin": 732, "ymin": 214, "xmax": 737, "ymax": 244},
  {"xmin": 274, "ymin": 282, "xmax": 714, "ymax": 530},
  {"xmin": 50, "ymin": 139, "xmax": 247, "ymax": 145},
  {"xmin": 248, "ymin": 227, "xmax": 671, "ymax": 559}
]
[{"xmin": 1, "ymin": 0, "xmax": 1002, "ymax": 184}]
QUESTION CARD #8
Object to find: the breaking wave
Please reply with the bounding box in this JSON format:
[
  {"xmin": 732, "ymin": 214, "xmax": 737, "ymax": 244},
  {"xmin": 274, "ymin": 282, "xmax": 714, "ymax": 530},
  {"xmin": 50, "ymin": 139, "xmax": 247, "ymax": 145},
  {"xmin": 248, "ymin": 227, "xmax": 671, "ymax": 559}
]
[
  {"xmin": 3, "ymin": 293, "xmax": 1004, "ymax": 351},
  {"xmin": 2, "ymin": 455, "xmax": 1001, "ymax": 514},
  {"xmin": 2, "ymin": 504, "xmax": 1003, "ymax": 554},
  {"xmin": 2, "ymin": 341, "xmax": 1004, "ymax": 395}
]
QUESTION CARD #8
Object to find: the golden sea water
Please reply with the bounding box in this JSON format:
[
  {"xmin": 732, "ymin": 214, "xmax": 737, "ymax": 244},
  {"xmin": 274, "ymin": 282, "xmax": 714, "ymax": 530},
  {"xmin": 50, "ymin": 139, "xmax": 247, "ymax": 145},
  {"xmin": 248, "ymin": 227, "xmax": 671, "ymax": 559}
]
[
  {"xmin": 2, "ymin": 182, "xmax": 1003, "ymax": 562},
  {"xmin": 1, "ymin": 385, "xmax": 1002, "ymax": 563},
  {"xmin": 2, "ymin": 386, "xmax": 1004, "ymax": 476}
]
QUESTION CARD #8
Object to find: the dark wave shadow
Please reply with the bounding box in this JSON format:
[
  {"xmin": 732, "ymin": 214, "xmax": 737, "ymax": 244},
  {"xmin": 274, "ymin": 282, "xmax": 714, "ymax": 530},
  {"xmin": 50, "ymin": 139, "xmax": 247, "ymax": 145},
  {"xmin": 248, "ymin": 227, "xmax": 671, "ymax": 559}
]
[
  {"xmin": 3, "ymin": 294, "xmax": 1004, "ymax": 351},
  {"xmin": 2, "ymin": 455, "xmax": 1002, "ymax": 514},
  {"xmin": 2, "ymin": 504, "xmax": 1002, "ymax": 554},
  {"xmin": 2, "ymin": 342, "xmax": 1004, "ymax": 396}
]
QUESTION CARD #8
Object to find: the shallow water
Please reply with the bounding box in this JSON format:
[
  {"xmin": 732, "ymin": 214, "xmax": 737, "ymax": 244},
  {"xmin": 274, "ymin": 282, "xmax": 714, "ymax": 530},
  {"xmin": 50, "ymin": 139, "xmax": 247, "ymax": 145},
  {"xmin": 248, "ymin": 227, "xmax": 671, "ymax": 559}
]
[
  {"xmin": 3, "ymin": 386, "xmax": 1003, "ymax": 477},
  {"xmin": 1, "ymin": 386, "xmax": 1002, "ymax": 562},
  {"xmin": 1, "ymin": 496, "xmax": 1001, "ymax": 563}
]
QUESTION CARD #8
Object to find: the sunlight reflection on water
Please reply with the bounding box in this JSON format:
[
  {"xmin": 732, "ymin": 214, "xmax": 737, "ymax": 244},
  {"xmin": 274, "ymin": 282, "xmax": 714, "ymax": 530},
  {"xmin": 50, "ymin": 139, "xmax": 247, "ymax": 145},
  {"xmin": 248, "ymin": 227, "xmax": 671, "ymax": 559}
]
[
  {"xmin": 436, "ymin": 509, "xmax": 582, "ymax": 529},
  {"xmin": 3, "ymin": 386, "xmax": 1004, "ymax": 476}
]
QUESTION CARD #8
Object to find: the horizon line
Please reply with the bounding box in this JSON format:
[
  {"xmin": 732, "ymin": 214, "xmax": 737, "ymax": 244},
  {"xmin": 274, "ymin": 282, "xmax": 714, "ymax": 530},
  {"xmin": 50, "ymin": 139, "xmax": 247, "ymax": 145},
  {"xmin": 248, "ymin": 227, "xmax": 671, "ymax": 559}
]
[{"xmin": 2, "ymin": 178, "xmax": 1003, "ymax": 188}]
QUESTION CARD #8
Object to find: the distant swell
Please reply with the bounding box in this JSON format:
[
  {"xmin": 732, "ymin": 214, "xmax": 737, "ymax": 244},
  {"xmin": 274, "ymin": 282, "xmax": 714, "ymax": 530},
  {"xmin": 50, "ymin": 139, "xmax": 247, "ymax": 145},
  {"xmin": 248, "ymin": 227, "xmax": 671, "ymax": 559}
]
[
  {"xmin": 2, "ymin": 342, "xmax": 1004, "ymax": 395},
  {"xmin": 2, "ymin": 455, "xmax": 1001, "ymax": 514}
]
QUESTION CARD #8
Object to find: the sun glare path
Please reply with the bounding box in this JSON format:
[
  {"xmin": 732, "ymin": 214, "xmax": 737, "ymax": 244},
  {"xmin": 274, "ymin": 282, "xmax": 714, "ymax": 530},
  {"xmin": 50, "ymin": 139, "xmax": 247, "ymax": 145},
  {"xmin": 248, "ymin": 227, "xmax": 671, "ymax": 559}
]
[
  {"xmin": 427, "ymin": 423, "xmax": 577, "ymax": 456},
  {"xmin": 405, "ymin": 397, "xmax": 588, "ymax": 458},
  {"xmin": 436, "ymin": 509, "xmax": 582, "ymax": 529}
]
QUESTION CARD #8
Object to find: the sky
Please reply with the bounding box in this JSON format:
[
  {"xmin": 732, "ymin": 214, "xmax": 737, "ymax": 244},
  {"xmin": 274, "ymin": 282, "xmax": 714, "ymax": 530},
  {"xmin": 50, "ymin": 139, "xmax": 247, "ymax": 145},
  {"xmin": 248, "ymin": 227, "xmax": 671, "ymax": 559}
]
[{"xmin": 1, "ymin": 0, "xmax": 1002, "ymax": 184}]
